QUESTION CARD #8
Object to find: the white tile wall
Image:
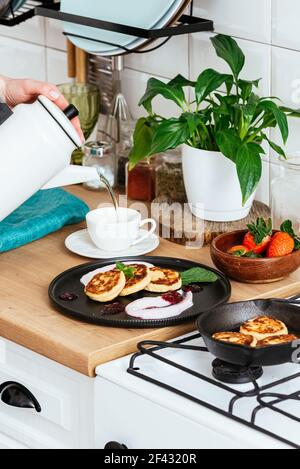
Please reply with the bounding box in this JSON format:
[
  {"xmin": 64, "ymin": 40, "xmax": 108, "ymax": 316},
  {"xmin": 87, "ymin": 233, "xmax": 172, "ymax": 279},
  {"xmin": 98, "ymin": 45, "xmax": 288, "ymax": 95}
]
[{"xmin": 0, "ymin": 0, "xmax": 299, "ymax": 207}]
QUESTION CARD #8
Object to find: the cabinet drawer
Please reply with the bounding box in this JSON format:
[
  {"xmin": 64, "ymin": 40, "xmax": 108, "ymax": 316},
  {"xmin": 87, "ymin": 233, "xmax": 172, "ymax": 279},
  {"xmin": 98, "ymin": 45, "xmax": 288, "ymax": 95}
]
[{"xmin": 0, "ymin": 337, "xmax": 94, "ymax": 449}]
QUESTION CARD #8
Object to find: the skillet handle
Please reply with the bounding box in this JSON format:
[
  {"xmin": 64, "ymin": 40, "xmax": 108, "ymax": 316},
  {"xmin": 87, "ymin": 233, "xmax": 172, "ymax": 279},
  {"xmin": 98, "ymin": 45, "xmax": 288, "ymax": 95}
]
[{"xmin": 272, "ymin": 296, "xmax": 300, "ymax": 305}]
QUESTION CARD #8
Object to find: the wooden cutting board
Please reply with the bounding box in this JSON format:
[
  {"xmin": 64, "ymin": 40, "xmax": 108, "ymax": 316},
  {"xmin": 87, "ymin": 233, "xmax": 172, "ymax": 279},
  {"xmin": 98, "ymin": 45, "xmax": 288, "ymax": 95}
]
[{"xmin": 152, "ymin": 197, "xmax": 271, "ymax": 246}]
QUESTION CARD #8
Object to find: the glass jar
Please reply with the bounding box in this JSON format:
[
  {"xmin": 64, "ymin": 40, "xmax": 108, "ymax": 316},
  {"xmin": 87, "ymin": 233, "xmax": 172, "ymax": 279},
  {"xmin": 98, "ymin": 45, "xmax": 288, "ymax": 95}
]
[
  {"xmin": 126, "ymin": 157, "xmax": 157, "ymax": 201},
  {"xmin": 83, "ymin": 140, "xmax": 115, "ymax": 190},
  {"xmin": 155, "ymin": 149, "xmax": 187, "ymax": 202},
  {"xmin": 271, "ymin": 155, "xmax": 300, "ymax": 232},
  {"xmin": 116, "ymin": 120, "xmax": 135, "ymax": 188}
]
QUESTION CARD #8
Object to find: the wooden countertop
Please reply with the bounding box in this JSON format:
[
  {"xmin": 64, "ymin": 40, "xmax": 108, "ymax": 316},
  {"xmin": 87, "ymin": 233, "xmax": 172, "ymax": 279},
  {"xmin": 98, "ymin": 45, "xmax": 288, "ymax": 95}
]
[{"xmin": 1, "ymin": 186, "xmax": 300, "ymax": 377}]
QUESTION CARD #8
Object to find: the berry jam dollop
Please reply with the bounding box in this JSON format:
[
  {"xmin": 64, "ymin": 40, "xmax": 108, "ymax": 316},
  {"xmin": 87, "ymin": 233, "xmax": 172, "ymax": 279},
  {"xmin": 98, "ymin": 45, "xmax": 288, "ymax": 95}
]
[
  {"xmin": 162, "ymin": 291, "xmax": 184, "ymax": 305},
  {"xmin": 183, "ymin": 284, "xmax": 203, "ymax": 294},
  {"xmin": 59, "ymin": 292, "xmax": 78, "ymax": 302},
  {"xmin": 102, "ymin": 302, "xmax": 126, "ymax": 316}
]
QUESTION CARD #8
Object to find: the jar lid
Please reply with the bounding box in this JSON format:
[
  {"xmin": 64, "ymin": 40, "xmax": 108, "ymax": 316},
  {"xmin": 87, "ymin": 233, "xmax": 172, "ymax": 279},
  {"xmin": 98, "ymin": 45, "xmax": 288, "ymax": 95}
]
[
  {"xmin": 84, "ymin": 140, "xmax": 113, "ymax": 158},
  {"xmin": 37, "ymin": 95, "xmax": 82, "ymax": 148}
]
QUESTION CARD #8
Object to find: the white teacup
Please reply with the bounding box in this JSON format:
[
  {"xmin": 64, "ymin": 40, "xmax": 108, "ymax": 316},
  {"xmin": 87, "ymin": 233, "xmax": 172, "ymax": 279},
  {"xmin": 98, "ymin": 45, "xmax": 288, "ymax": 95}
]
[{"xmin": 86, "ymin": 207, "xmax": 157, "ymax": 252}]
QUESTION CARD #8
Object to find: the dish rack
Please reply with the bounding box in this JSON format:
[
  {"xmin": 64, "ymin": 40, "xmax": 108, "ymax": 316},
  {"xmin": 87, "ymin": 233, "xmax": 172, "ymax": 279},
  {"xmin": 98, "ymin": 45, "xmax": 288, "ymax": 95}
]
[{"xmin": 0, "ymin": 0, "xmax": 214, "ymax": 54}]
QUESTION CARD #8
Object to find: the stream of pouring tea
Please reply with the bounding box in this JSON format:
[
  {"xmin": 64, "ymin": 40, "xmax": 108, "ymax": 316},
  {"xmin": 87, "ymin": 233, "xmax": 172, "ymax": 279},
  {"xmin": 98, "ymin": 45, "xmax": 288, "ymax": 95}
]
[{"xmin": 99, "ymin": 173, "xmax": 119, "ymax": 214}]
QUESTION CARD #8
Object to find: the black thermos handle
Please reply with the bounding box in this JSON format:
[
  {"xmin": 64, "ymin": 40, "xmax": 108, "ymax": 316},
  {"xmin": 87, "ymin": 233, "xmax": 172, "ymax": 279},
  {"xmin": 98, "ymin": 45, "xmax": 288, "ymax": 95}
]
[{"xmin": 0, "ymin": 382, "xmax": 41, "ymax": 413}]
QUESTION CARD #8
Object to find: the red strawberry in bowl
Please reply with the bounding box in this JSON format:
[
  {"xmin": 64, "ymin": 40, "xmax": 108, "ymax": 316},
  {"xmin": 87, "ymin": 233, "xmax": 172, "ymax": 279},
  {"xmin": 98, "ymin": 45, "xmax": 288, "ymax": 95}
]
[{"xmin": 243, "ymin": 217, "xmax": 272, "ymax": 255}]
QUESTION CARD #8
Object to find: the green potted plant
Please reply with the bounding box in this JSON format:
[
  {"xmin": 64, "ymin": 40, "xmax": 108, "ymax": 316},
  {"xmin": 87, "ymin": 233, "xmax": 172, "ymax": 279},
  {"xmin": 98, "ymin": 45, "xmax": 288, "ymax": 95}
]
[{"xmin": 129, "ymin": 34, "xmax": 300, "ymax": 222}]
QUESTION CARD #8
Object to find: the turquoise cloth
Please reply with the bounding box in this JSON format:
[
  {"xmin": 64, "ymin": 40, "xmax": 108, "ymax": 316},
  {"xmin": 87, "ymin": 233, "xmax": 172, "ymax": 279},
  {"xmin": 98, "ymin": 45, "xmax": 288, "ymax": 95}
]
[{"xmin": 0, "ymin": 188, "xmax": 89, "ymax": 253}]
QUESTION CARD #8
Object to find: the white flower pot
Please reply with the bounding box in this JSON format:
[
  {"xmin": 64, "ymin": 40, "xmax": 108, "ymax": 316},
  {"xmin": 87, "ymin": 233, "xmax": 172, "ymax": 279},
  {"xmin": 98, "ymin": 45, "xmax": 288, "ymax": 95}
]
[{"xmin": 182, "ymin": 144, "xmax": 256, "ymax": 222}]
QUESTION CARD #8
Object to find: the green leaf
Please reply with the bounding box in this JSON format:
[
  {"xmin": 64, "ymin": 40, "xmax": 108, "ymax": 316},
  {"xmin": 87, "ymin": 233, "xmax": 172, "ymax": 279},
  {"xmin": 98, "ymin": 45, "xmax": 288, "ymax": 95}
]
[
  {"xmin": 216, "ymin": 129, "xmax": 241, "ymax": 162},
  {"xmin": 238, "ymin": 79, "xmax": 261, "ymax": 101},
  {"xmin": 139, "ymin": 77, "xmax": 186, "ymax": 113},
  {"xmin": 280, "ymin": 106, "xmax": 300, "ymax": 118},
  {"xmin": 210, "ymin": 34, "xmax": 245, "ymax": 78},
  {"xmin": 116, "ymin": 262, "xmax": 137, "ymax": 279},
  {"xmin": 280, "ymin": 220, "xmax": 300, "ymax": 250},
  {"xmin": 261, "ymin": 133, "xmax": 286, "ymax": 159},
  {"xmin": 150, "ymin": 117, "xmax": 190, "ymax": 154},
  {"xmin": 258, "ymin": 100, "xmax": 289, "ymax": 143},
  {"xmin": 195, "ymin": 68, "xmax": 231, "ymax": 104},
  {"xmin": 236, "ymin": 143, "xmax": 263, "ymax": 204},
  {"xmin": 129, "ymin": 117, "xmax": 156, "ymax": 168},
  {"xmin": 168, "ymin": 74, "xmax": 195, "ymax": 89},
  {"xmin": 181, "ymin": 267, "xmax": 218, "ymax": 285}
]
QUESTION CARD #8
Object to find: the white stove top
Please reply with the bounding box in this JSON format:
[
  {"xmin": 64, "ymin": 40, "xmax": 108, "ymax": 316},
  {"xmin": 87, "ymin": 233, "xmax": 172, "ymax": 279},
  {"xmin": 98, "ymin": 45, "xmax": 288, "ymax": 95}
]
[{"xmin": 97, "ymin": 333, "xmax": 300, "ymax": 449}]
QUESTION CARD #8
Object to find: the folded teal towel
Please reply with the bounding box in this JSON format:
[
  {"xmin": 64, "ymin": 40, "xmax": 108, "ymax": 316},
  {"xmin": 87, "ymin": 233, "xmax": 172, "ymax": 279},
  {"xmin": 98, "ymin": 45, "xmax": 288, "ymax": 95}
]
[{"xmin": 0, "ymin": 188, "xmax": 89, "ymax": 253}]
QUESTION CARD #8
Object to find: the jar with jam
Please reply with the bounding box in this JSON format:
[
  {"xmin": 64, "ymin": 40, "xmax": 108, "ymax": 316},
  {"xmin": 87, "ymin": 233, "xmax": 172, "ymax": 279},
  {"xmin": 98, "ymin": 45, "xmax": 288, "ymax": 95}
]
[
  {"xmin": 155, "ymin": 149, "xmax": 187, "ymax": 202},
  {"xmin": 126, "ymin": 157, "xmax": 157, "ymax": 201}
]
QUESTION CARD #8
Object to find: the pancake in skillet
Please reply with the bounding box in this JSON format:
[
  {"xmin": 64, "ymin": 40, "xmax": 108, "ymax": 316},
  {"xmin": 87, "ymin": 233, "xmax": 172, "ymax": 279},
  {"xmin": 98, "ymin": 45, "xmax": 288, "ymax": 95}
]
[
  {"xmin": 257, "ymin": 334, "xmax": 298, "ymax": 347},
  {"xmin": 119, "ymin": 264, "xmax": 151, "ymax": 297},
  {"xmin": 240, "ymin": 316, "xmax": 288, "ymax": 341},
  {"xmin": 145, "ymin": 267, "xmax": 182, "ymax": 293},
  {"xmin": 213, "ymin": 332, "xmax": 257, "ymax": 347},
  {"xmin": 85, "ymin": 269, "xmax": 126, "ymax": 302}
]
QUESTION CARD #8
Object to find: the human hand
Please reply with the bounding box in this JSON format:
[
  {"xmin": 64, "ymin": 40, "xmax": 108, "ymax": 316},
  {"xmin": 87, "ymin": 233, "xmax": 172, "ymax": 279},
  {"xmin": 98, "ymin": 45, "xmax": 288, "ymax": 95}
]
[{"xmin": 0, "ymin": 76, "xmax": 84, "ymax": 142}]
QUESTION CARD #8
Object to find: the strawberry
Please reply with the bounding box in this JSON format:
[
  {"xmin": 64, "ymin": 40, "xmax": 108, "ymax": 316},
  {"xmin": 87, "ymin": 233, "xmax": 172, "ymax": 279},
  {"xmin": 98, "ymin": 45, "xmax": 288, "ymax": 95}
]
[
  {"xmin": 243, "ymin": 218, "xmax": 272, "ymax": 255},
  {"xmin": 228, "ymin": 245, "xmax": 250, "ymax": 256},
  {"xmin": 267, "ymin": 232, "xmax": 295, "ymax": 258}
]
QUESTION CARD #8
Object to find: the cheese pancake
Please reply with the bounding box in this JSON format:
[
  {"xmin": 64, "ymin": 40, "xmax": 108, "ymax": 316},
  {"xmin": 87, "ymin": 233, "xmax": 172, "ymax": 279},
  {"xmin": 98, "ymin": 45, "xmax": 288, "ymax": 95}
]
[
  {"xmin": 240, "ymin": 316, "xmax": 288, "ymax": 341},
  {"xmin": 213, "ymin": 332, "xmax": 257, "ymax": 347},
  {"xmin": 257, "ymin": 334, "xmax": 298, "ymax": 347},
  {"xmin": 119, "ymin": 264, "xmax": 151, "ymax": 297},
  {"xmin": 145, "ymin": 267, "xmax": 182, "ymax": 293},
  {"xmin": 85, "ymin": 269, "xmax": 126, "ymax": 302}
]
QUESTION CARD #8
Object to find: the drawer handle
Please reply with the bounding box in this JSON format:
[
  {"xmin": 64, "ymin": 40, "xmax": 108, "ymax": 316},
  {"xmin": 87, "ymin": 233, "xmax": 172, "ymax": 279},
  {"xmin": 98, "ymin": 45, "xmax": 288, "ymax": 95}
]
[
  {"xmin": 104, "ymin": 441, "xmax": 128, "ymax": 450},
  {"xmin": 0, "ymin": 382, "xmax": 41, "ymax": 413}
]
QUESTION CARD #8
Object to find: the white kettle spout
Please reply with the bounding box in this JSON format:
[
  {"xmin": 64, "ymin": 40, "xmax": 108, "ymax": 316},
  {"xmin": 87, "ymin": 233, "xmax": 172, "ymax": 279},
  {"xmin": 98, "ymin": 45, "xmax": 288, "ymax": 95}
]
[{"xmin": 42, "ymin": 165, "xmax": 99, "ymax": 190}]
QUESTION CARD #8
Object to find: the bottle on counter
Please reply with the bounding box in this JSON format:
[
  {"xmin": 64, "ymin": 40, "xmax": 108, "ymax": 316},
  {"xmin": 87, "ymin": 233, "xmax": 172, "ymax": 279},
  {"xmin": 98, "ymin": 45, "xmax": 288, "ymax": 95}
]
[
  {"xmin": 155, "ymin": 149, "xmax": 187, "ymax": 202},
  {"xmin": 83, "ymin": 140, "xmax": 116, "ymax": 190},
  {"xmin": 126, "ymin": 157, "xmax": 157, "ymax": 202},
  {"xmin": 116, "ymin": 120, "xmax": 135, "ymax": 189}
]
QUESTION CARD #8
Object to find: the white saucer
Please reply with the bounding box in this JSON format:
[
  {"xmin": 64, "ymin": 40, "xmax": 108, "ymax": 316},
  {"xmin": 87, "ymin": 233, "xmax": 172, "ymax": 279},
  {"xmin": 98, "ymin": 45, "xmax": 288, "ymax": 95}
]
[{"xmin": 65, "ymin": 229, "xmax": 160, "ymax": 259}]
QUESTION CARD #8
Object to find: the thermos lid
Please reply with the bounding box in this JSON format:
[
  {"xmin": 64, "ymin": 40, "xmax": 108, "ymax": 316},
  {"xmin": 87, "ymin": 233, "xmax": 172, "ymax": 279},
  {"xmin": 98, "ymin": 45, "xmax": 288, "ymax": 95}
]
[{"xmin": 37, "ymin": 95, "xmax": 82, "ymax": 148}]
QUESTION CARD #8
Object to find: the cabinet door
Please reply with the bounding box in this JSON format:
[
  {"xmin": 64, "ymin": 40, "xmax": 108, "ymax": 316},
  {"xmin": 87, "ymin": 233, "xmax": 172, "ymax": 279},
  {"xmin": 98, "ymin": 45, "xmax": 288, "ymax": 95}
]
[{"xmin": 0, "ymin": 36, "xmax": 46, "ymax": 80}]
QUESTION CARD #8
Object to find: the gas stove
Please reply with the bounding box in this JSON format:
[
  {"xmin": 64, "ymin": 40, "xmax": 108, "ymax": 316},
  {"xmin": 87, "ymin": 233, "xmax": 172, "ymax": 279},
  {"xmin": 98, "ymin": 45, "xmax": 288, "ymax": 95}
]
[{"xmin": 96, "ymin": 332, "xmax": 300, "ymax": 449}]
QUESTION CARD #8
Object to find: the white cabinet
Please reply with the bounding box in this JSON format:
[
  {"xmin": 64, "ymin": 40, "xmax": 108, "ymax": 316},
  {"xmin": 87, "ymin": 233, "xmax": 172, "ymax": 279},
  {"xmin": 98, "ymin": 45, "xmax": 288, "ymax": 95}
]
[{"xmin": 0, "ymin": 337, "xmax": 94, "ymax": 449}]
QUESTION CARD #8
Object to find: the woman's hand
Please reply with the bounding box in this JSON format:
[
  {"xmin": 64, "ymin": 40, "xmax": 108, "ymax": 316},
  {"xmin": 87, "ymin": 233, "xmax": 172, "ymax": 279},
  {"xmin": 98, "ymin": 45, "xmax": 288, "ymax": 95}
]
[{"xmin": 0, "ymin": 76, "xmax": 84, "ymax": 142}]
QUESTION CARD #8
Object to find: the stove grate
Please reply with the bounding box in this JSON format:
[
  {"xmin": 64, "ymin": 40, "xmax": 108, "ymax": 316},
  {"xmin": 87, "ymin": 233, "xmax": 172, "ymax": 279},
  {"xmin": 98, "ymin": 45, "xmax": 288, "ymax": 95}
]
[{"xmin": 127, "ymin": 333, "xmax": 300, "ymax": 449}]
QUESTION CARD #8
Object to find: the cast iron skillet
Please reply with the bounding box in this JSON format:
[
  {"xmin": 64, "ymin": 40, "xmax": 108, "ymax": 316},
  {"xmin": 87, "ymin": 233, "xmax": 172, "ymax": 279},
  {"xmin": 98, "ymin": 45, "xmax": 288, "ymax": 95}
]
[{"xmin": 197, "ymin": 297, "xmax": 300, "ymax": 367}]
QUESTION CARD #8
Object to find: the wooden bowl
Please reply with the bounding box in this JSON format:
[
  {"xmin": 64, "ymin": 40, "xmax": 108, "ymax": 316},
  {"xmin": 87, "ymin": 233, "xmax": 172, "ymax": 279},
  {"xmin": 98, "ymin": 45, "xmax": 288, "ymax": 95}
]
[{"xmin": 211, "ymin": 230, "xmax": 300, "ymax": 284}]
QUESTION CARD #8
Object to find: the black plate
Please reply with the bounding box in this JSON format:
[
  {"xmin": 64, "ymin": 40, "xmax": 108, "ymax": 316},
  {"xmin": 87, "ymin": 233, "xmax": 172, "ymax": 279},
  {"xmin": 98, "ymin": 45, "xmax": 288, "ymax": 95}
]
[
  {"xmin": 197, "ymin": 298, "xmax": 300, "ymax": 367},
  {"xmin": 49, "ymin": 256, "xmax": 231, "ymax": 328}
]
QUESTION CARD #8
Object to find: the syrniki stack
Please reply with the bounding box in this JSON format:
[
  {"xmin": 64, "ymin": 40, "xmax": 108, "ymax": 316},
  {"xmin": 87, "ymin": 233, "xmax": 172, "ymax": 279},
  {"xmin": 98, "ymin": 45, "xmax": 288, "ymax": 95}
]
[
  {"xmin": 240, "ymin": 316, "xmax": 288, "ymax": 341},
  {"xmin": 119, "ymin": 264, "xmax": 151, "ymax": 296}
]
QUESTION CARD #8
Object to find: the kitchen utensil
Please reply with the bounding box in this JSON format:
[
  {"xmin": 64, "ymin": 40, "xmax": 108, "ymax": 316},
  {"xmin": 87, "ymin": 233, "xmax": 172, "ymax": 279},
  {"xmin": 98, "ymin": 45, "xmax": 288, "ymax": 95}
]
[
  {"xmin": 86, "ymin": 207, "xmax": 157, "ymax": 252},
  {"xmin": 61, "ymin": 0, "xmax": 181, "ymax": 55},
  {"xmin": 58, "ymin": 82, "xmax": 100, "ymax": 164},
  {"xmin": 210, "ymin": 230, "xmax": 300, "ymax": 283},
  {"xmin": 49, "ymin": 256, "xmax": 231, "ymax": 328},
  {"xmin": 66, "ymin": 39, "xmax": 76, "ymax": 81},
  {"xmin": 88, "ymin": 56, "xmax": 113, "ymax": 116},
  {"xmin": 197, "ymin": 296, "xmax": 300, "ymax": 367},
  {"xmin": 90, "ymin": 0, "xmax": 188, "ymax": 56},
  {"xmin": 0, "ymin": 97, "xmax": 99, "ymax": 223},
  {"xmin": 0, "ymin": 0, "xmax": 11, "ymax": 17},
  {"xmin": 75, "ymin": 47, "xmax": 87, "ymax": 84},
  {"xmin": 65, "ymin": 228, "xmax": 160, "ymax": 259},
  {"xmin": 105, "ymin": 57, "xmax": 132, "ymax": 144}
]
